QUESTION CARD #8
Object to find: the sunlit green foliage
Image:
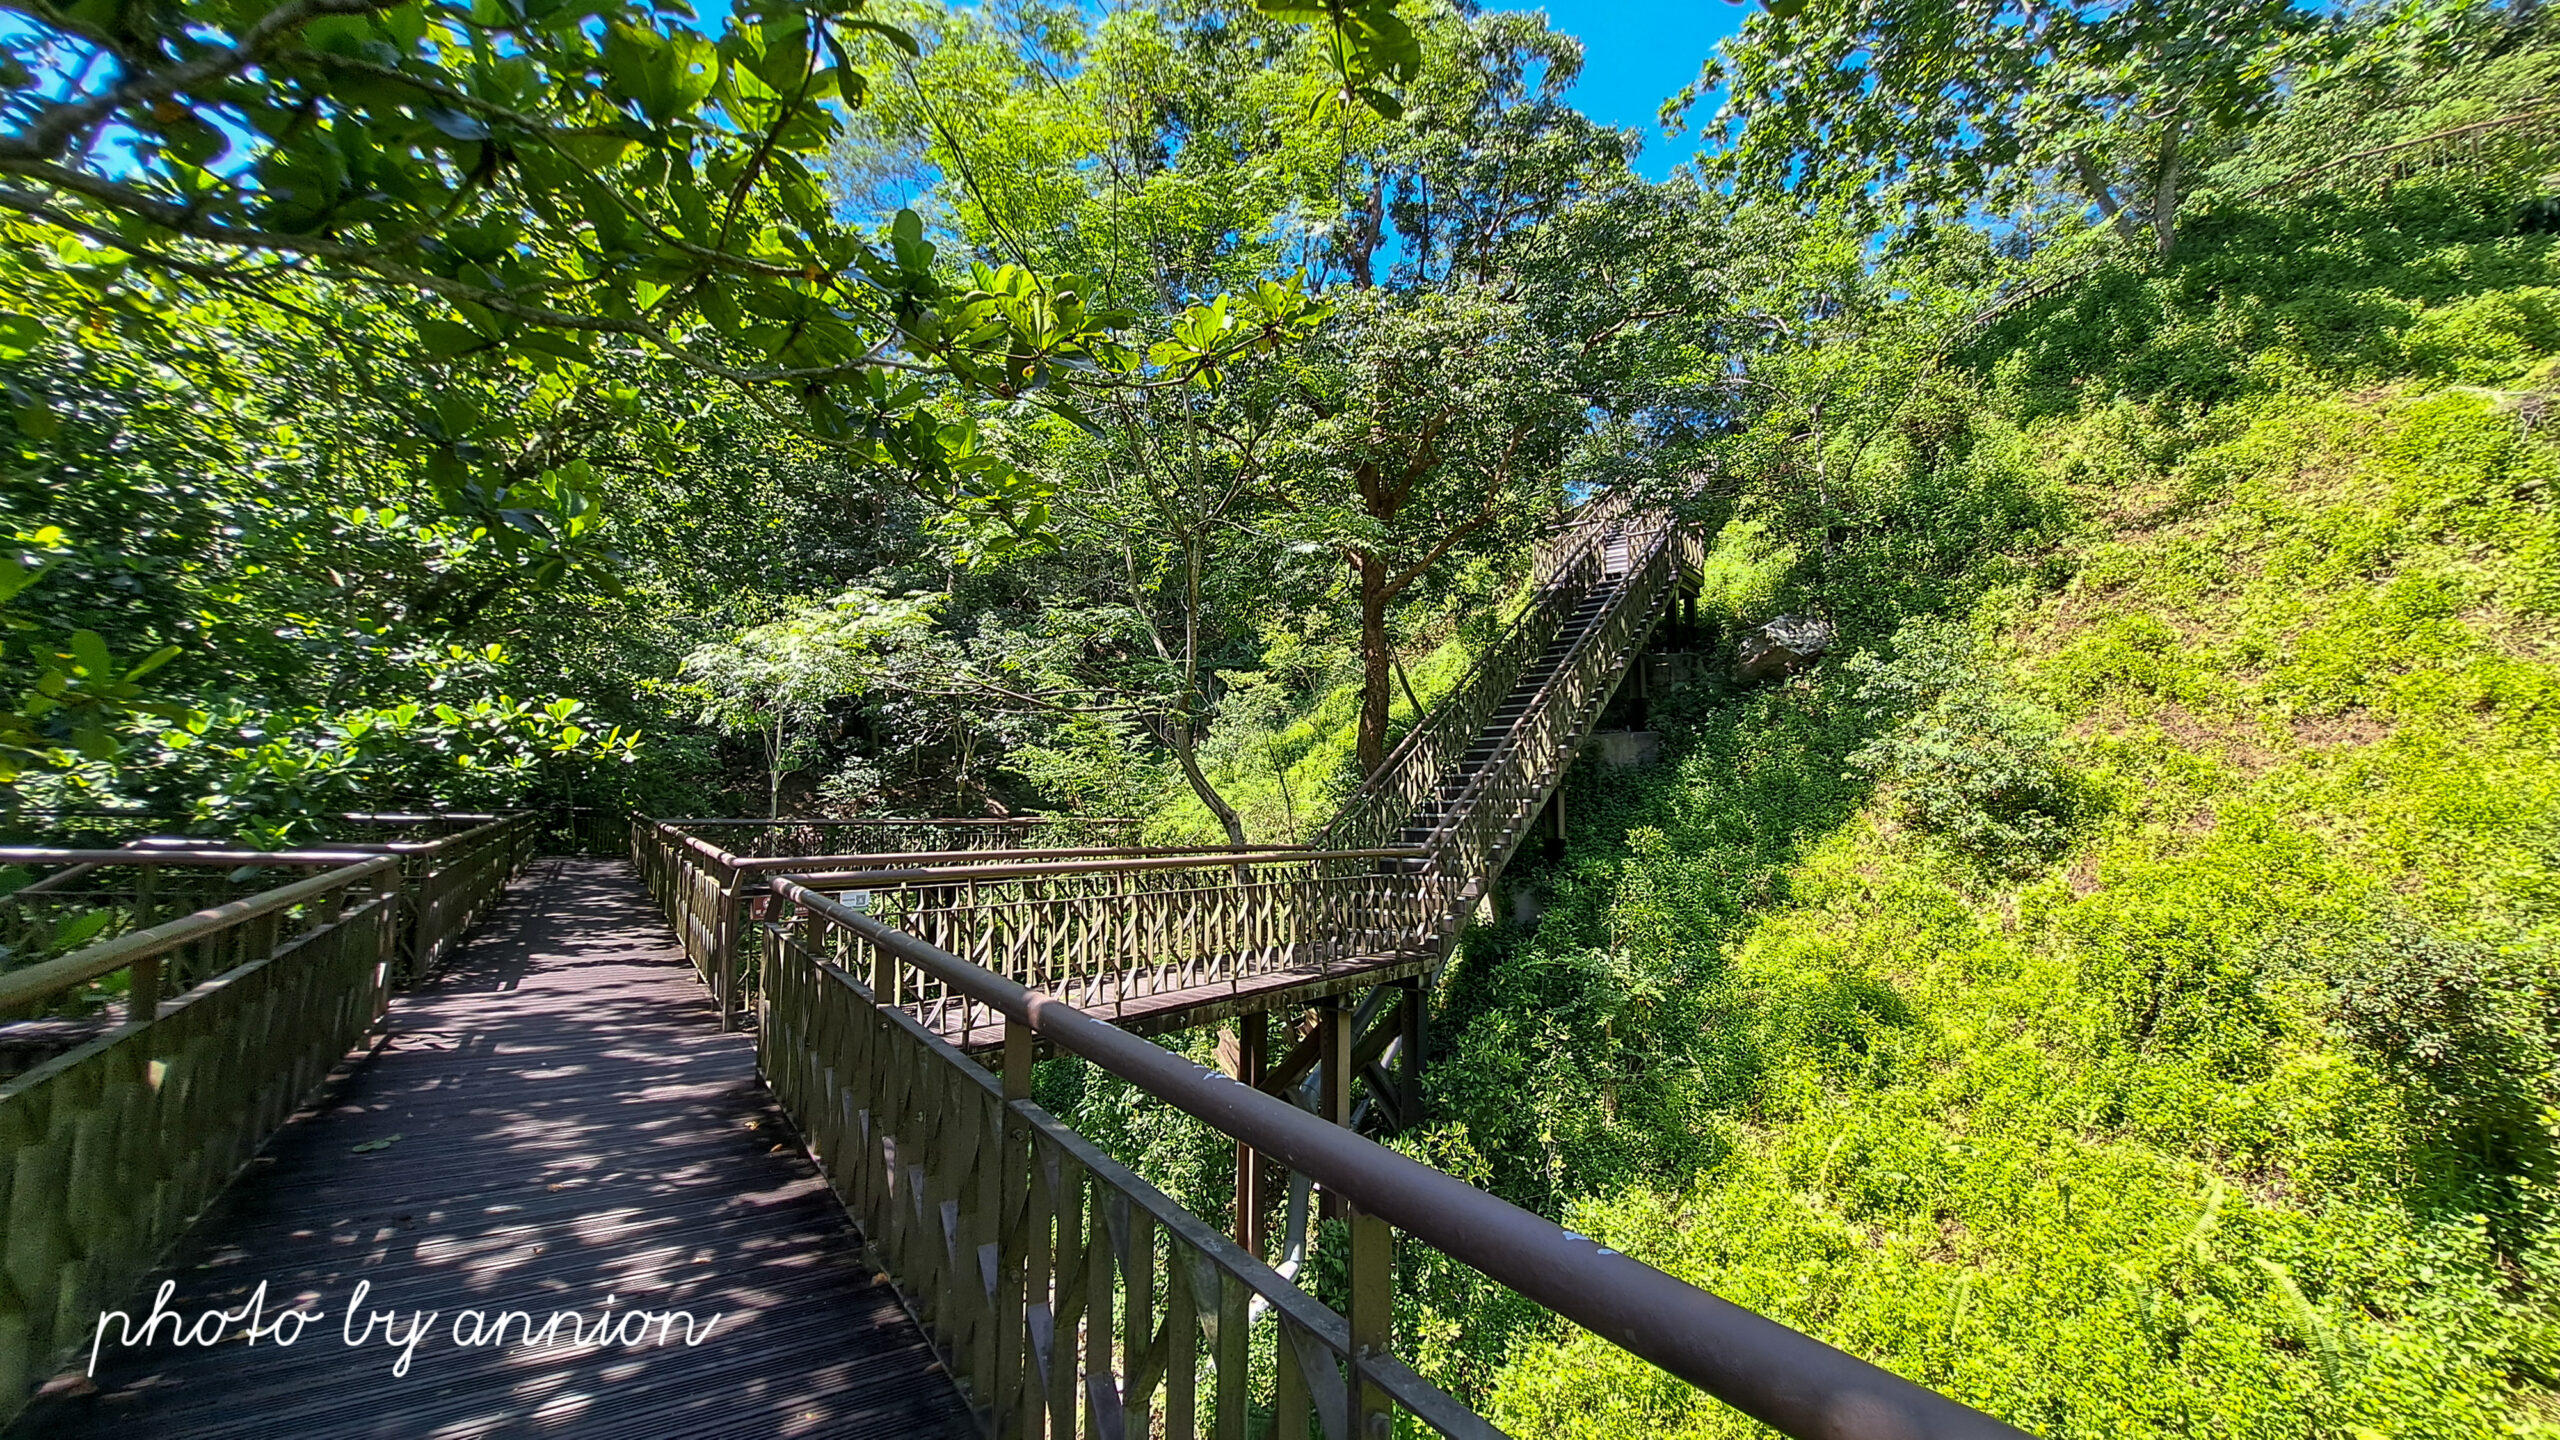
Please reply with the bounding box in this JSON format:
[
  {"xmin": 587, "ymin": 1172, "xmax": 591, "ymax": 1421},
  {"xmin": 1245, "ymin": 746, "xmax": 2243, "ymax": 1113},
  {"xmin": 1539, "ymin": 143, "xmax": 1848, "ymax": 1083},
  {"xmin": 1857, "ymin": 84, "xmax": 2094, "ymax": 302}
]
[{"xmin": 1429, "ymin": 183, "xmax": 2560, "ymax": 1437}]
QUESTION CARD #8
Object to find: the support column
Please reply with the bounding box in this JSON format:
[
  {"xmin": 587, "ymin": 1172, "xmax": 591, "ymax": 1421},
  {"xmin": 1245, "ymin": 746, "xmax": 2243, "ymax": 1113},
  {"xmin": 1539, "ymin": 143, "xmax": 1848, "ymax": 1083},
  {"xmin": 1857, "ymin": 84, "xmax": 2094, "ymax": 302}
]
[
  {"xmin": 1223, "ymin": 1013, "xmax": 1269, "ymax": 1258},
  {"xmin": 997, "ymin": 1016, "xmax": 1033, "ymax": 1428},
  {"xmin": 1398, "ymin": 978, "xmax": 1425, "ymax": 1130},
  {"xmin": 1347, "ymin": 1202, "xmax": 1394, "ymax": 1434},
  {"xmin": 1317, "ymin": 998, "xmax": 1351, "ymax": 1218}
]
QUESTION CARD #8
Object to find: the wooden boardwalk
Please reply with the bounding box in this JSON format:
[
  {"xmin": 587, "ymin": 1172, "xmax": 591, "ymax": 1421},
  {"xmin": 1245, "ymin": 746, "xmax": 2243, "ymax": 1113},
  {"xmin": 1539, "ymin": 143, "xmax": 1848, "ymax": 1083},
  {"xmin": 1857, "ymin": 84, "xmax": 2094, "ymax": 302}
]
[{"xmin": 8, "ymin": 859, "xmax": 971, "ymax": 1440}]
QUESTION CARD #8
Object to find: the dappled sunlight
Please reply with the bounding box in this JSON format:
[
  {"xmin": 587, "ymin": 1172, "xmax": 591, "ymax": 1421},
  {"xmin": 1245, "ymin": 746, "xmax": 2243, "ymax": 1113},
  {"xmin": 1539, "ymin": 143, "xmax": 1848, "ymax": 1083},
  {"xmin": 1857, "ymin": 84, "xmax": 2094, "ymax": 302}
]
[{"xmin": 18, "ymin": 862, "xmax": 969, "ymax": 1440}]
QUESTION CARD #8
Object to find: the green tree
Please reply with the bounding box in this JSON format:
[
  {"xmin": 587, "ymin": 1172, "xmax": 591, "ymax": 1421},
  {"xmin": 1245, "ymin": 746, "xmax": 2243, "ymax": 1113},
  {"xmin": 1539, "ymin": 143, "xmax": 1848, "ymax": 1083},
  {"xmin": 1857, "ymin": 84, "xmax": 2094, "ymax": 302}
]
[
  {"xmin": 1276, "ymin": 287, "xmax": 1578, "ymax": 775},
  {"xmin": 0, "ymin": 0, "xmax": 1345, "ymax": 548},
  {"xmin": 1688, "ymin": 0, "xmax": 2330, "ymax": 257},
  {"xmin": 683, "ymin": 589, "xmax": 936, "ymax": 817}
]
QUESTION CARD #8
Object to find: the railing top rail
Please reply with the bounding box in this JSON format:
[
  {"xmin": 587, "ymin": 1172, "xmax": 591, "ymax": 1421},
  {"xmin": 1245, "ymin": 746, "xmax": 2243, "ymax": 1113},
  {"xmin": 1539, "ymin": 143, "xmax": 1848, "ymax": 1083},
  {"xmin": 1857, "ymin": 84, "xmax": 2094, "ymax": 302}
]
[
  {"xmin": 388, "ymin": 813, "xmax": 532, "ymax": 856},
  {"xmin": 697, "ymin": 842, "xmax": 1340, "ymax": 877},
  {"xmin": 0, "ymin": 856, "xmax": 398, "ymax": 1014},
  {"xmin": 770, "ymin": 879, "xmax": 2026, "ymax": 1440},
  {"xmin": 17, "ymin": 813, "xmax": 533, "ymax": 863},
  {"xmin": 2, "ymin": 810, "xmax": 528, "ymax": 851},
  {"xmin": 656, "ymin": 815, "xmax": 1137, "ymax": 828},
  {"xmin": 0, "ymin": 847, "xmax": 401, "ymax": 868},
  {"xmin": 651, "ymin": 817, "xmax": 1158, "ymax": 873},
  {"xmin": 781, "ymin": 847, "xmax": 1425, "ymax": 889}
]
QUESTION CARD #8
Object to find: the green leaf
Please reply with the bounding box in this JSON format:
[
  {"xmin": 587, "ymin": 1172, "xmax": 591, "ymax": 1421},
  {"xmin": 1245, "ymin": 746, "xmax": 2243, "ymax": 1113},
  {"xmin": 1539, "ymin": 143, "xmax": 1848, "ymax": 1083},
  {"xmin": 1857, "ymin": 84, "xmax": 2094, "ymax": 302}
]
[
  {"xmin": 1352, "ymin": 85, "xmax": 1404, "ymax": 120},
  {"xmin": 839, "ymin": 16, "xmax": 919, "ymax": 58},
  {"xmin": 419, "ymin": 320, "xmax": 489, "ymax": 357},
  {"xmin": 0, "ymin": 312, "xmax": 43, "ymax": 360},
  {"xmin": 512, "ymin": 330, "xmax": 594, "ymax": 363},
  {"xmin": 57, "ymin": 909, "xmax": 114, "ymax": 949}
]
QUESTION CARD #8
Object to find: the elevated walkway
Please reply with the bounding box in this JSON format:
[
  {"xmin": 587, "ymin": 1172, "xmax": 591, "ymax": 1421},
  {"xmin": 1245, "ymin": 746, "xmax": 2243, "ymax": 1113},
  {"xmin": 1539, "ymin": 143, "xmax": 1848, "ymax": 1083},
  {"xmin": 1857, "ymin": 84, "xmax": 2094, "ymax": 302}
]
[{"xmin": 7, "ymin": 861, "xmax": 967, "ymax": 1440}]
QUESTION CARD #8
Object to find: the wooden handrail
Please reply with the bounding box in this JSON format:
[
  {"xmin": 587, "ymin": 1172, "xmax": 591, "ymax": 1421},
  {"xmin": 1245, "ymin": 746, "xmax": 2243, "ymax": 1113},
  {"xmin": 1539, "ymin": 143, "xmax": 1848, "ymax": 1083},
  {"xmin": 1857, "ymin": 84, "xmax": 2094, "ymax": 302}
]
[
  {"xmin": 0, "ymin": 857, "xmax": 396, "ymax": 1013},
  {"xmin": 0, "ymin": 847, "xmax": 386, "ymax": 866},
  {"xmin": 782, "ymin": 848, "xmax": 1423, "ymax": 889}
]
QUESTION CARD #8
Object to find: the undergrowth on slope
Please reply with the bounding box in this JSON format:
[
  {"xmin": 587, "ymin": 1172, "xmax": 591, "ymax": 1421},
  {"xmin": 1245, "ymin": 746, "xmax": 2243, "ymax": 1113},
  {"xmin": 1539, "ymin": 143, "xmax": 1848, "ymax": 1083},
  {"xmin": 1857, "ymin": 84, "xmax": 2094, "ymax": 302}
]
[{"xmin": 1441, "ymin": 186, "xmax": 2560, "ymax": 1437}]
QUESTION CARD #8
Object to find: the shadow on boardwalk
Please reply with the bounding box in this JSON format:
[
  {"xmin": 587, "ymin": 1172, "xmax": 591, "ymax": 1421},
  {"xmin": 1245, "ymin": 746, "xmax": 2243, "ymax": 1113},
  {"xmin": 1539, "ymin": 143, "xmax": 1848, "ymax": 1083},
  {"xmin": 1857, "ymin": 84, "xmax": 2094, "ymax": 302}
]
[{"xmin": 10, "ymin": 859, "xmax": 970, "ymax": 1440}]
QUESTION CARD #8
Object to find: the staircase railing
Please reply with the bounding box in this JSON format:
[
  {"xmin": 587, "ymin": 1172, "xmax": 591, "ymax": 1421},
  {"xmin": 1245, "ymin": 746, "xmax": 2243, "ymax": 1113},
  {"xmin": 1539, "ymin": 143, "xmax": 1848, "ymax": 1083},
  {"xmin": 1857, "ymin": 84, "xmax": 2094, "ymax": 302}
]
[
  {"xmin": 1421, "ymin": 509, "xmax": 1700, "ymax": 896},
  {"xmin": 1311, "ymin": 502, "xmax": 1636, "ymax": 853}
]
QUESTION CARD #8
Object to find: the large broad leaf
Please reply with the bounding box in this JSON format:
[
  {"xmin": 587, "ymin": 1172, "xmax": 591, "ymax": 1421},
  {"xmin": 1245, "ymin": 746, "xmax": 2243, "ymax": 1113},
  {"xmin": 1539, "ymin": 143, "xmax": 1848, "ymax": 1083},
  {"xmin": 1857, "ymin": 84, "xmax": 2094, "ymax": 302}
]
[
  {"xmin": 0, "ymin": 312, "xmax": 42, "ymax": 359},
  {"xmin": 69, "ymin": 629, "xmax": 112, "ymax": 676},
  {"xmin": 418, "ymin": 319, "xmax": 489, "ymax": 357},
  {"xmin": 604, "ymin": 22, "xmax": 719, "ymax": 123}
]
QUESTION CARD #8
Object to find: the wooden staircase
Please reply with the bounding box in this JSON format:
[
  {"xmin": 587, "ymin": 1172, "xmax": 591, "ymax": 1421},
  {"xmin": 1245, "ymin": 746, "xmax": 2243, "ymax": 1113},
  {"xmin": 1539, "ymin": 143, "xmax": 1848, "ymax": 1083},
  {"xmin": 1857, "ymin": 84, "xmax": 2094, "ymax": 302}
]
[{"xmin": 1394, "ymin": 568, "xmax": 1630, "ymax": 849}]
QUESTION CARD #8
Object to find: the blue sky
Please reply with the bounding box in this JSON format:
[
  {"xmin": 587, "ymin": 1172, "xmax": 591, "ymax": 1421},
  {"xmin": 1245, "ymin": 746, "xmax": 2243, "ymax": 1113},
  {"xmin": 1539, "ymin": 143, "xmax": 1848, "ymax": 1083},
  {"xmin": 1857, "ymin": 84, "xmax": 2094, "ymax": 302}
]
[{"xmin": 1534, "ymin": 0, "xmax": 1748, "ymax": 180}]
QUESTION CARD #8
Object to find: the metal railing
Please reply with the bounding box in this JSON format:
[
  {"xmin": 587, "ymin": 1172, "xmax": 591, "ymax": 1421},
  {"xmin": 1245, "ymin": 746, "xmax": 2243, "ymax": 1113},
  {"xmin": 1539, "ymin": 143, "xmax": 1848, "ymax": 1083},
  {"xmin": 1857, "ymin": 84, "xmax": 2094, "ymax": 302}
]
[
  {"xmin": 663, "ymin": 815, "xmax": 1141, "ymax": 858},
  {"xmin": 1, "ymin": 849, "xmax": 370, "ymax": 994},
  {"xmin": 371, "ymin": 814, "xmax": 540, "ymax": 984},
  {"xmin": 0, "ymin": 814, "xmax": 538, "ymax": 988},
  {"xmin": 633, "ymin": 816, "xmax": 1303, "ymax": 1030},
  {"xmin": 0, "ymin": 859, "xmax": 402, "ymax": 1426},
  {"xmin": 784, "ymin": 849, "xmax": 1444, "ymax": 1045},
  {"xmin": 1423, "ymin": 509, "xmax": 1699, "ymax": 895},
  {"xmin": 1312, "ymin": 509, "xmax": 1626, "ymax": 855},
  {"xmin": 764, "ymin": 879, "xmax": 2026, "ymax": 1440}
]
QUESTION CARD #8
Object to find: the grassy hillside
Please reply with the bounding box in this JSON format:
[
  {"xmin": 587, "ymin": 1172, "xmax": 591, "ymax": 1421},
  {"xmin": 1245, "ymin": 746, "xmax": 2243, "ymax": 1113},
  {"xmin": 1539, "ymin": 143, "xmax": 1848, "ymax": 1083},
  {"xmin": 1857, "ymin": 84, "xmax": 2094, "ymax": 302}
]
[{"xmin": 1415, "ymin": 184, "xmax": 2560, "ymax": 1436}]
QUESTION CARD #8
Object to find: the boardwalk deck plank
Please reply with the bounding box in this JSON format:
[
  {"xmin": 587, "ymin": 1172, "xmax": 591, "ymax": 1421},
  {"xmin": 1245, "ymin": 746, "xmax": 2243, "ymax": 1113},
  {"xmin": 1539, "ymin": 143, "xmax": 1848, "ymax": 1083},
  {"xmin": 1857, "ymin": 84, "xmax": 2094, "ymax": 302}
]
[{"xmin": 7, "ymin": 859, "xmax": 973, "ymax": 1440}]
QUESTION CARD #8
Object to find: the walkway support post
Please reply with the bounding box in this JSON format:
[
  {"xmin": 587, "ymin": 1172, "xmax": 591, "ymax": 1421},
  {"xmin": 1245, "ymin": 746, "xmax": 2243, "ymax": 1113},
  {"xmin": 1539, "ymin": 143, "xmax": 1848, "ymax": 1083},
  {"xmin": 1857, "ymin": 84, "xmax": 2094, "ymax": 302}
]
[
  {"xmin": 1349, "ymin": 1202, "xmax": 1395, "ymax": 1437},
  {"xmin": 1318, "ymin": 996, "xmax": 1352, "ymax": 1219},
  {"xmin": 998, "ymin": 1014, "xmax": 1034, "ymax": 1435},
  {"xmin": 1399, "ymin": 977, "xmax": 1425, "ymax": 1129},
  {"xmin": 1225, "ymin": 1014, "xmax": 1269, "ymax": 1258}
]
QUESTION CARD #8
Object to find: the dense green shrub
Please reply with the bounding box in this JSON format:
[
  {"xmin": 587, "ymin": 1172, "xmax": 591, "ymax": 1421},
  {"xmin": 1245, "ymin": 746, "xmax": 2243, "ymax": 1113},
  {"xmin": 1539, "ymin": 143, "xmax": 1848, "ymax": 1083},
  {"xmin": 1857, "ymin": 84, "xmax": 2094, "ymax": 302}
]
[{"xmin": 1846, "ymin": 618, "xmax": 2083, "ymax": 870}]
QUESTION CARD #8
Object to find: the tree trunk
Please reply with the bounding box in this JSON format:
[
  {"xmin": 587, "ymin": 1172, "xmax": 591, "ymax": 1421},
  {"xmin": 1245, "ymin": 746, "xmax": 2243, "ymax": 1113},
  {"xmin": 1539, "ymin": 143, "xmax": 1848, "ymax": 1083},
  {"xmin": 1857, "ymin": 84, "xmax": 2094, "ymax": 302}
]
[
  {"xmin": 1170, "ymin": 714, "xmax": 1249, "ymax": 846},
  {"xmin": 1347, "ymin": 185, "xmax": 1383, "ymax": 290},
  {"xmin": 1356, "ymin": 548, "xmax": 1392, "ymax": 778},
  {"xmin": 1170, "ymin": 539, "xmax": 1248, "ymax": 846},
  {"xmin": 2071, "ymin": 151, "xmax": 2144, "ymax": 250},
  {"xmin": 2152, "ymin": 126, "xmax": 2185, "ymax": 261},
  {"xmin": 1393, "ymin": 651, "xmax": 1424, "ymax": 720},
  {"xmin": 767, "ymin": 717, "xmax": 783, "ymax": 819}
]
